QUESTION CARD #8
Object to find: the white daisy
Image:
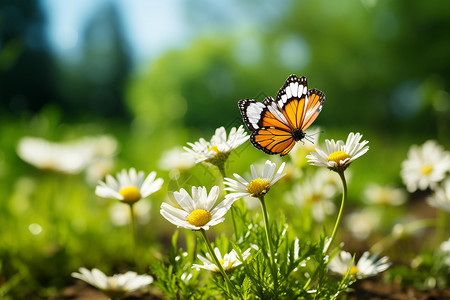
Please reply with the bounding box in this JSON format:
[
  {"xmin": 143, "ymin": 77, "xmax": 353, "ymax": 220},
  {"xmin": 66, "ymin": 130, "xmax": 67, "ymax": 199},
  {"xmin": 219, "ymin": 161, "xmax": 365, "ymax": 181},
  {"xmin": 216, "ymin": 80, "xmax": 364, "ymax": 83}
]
[
  {"xmin": 401, "ymin": 140, "xmax": 450, "ymax": 192},
  {"xmin": 17, "ymin": 135, "xmax": 118, "ymax": 175},
  {"xmin": 95, "ymin": 168, "xmax": 164, "ymax": 205},
  {"xmin": 85, "ymin": 158, "xmax": 115, "ymax": 185},
  {"xmin": 160, "ymin": 186, "xmax": 235, "ymax": 230},
  {"xmin": 109, "ymin": 199, "xmax": 151, "ymax": 226},
  {"xmin": 328, "ymin": 250, "xmax": 391, "ymax": 280},
  {"xmin": 192, "ymin": 247, "xmax": 251, "ymax": 273},
  {"xmin": 224, "ymin": 160, "xmax": 286, "ymax": 199},
  {"xmin": 183, "ymin": 125, "xmax": 249, "ymax": 165},
  {"xmin": 363, "ymin": 183, "xmax": 407, "ymax": 206},
  {"xmin": 287, "ymin": 178, "xmax": 336, "ymax": 223},
  {"xmin": 71, "ymin": 267, "xmax": 153, "ymax": 297},
  {"xmin": 426, "ymin": 179, "xmax": 450, "ymax": 212},
  {"xmin": 79, "ymin": 135, "xmax": 118, "ymax": 159},
  {"xmin": 158, "ymin": 146, "xmax": 196, "ymax": 171},
  {"xmin": 17, "ymin": 137, "xmax": 92, "ymax": 174},
  {"xmin": 440, "ymin": 238, "xmax": 450, "ymax": 254},
  {"xmin": 306, "ymin": 132, "xmax": 369, "ymax": 173},
  {"xmin": 315, "ymin": 168, "xmax": 347, "ymax": 191},
  {"xmin": 440, "ymin": 238, "xmax": 450, "ymax": 267},
  {"xmin": 344, "ymin": 209, "xmax": 381, "ymax": 240}
]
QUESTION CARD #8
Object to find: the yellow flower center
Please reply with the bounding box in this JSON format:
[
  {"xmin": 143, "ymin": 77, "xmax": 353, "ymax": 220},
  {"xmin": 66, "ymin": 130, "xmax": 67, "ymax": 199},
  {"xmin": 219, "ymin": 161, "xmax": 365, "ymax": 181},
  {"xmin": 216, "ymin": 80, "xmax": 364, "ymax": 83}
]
[
  {"xmin": 310, "ymin": 193, "xmax": 322, "ymax": 203},
  {"xmin": 119, "ymin": 186, "xmax": 141, "ymax": 204},
  {"xmin": 327, "ymin": 151, "xmax": 351, "ymax": 164},
  {"xmin": 247, "ymin": 178, "xmax": 271, "ymax": 196},
  {"xmin": 347, "ymin": 266, "xmax": 360, "ymax": 276},
  {"xmin": 421, "ymin": 164, "xmax": 433, "ymax": 175},
  {"xmin": 187, "ymin": 209, "xmax": 212, "ymax": 227},
  {"xmin": 377, "ymin": 189, "xmax": 391, "ymax": 205},
  {"xmin": 208, "ymin": 145, "xmax": 220, "ymax": 154}
]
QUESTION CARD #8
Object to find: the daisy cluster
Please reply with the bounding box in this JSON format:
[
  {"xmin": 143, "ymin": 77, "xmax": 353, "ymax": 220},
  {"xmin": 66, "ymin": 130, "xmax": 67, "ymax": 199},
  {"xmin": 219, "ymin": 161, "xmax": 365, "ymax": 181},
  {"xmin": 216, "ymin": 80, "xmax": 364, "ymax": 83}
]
[
  {"xmin": 14, "ymin": 73, "xmax": 450, "ymax": 299},
  {"xmin": 68, "ymin": 126, "xmax": 395, "ymax": 298},
  {"xmin": 400, "ymin": 140, "xmax": 450, "ymax": 211}
]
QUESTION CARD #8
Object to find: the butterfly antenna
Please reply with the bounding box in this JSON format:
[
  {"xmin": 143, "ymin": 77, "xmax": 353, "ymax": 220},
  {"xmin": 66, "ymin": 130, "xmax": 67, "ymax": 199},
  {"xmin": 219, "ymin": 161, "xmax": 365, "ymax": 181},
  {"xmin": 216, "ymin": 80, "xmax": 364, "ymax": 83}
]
[
  {"xmin": 305, "ymin": 130, "xmax": 324, "ymax": 144},
  {"xmin": 304, "ymin": 135, "xmax": 314, "ymax": 144}
]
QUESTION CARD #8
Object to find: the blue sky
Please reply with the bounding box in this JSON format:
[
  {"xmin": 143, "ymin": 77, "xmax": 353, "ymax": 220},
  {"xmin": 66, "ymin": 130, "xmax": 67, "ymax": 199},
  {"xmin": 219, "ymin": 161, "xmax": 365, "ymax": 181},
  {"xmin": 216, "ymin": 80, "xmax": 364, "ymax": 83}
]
[
  {"xmin": 40, "ymin": 0, "xmax": 291, "ymax": 67},
  {"xmin": 40, "ymin": 0, "xmax": 189, "ymax": 65}
]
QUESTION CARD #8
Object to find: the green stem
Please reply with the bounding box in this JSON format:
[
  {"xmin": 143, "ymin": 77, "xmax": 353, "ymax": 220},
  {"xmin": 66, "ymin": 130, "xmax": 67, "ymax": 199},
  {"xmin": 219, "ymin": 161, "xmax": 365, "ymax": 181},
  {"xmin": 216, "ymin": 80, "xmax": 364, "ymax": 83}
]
[
  {"xmin": 258, "ymin": 196, "xmax": 279, "ymax": 293},
  {"xmin": 200, "ymin": 229, "xmax": 237, "ymax": 297},
  {"xmin": 437, "ymin": 209, "xmax": 447, "ymax": 243},
  {"xmin": 324, "ymin": 171, "xmax": 347, "ymax": 254},
  {"xmin": 230, "ymin": 205, "xmax": 238, "ymax": 238},
  {"xmin": 128, "ymin": 203, "xmax": 136, "ymax": 257},
  {"xmin": 303, "ymin": 170, "xmax": 347, "ymax": 291},
  {"xmin": 217, "ymin": 162, "xmax": 226, "ymax": 179},
  {"xmin": 216, "ymin": 162, "xmax": 239, "ymax": 239}
]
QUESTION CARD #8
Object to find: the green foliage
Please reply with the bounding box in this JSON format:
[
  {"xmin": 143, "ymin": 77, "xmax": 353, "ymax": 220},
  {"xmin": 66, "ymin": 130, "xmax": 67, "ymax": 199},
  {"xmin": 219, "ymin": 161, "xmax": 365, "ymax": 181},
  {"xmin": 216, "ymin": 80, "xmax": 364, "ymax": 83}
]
[
  {"xmin": 2, "ymin": 1, "xmax": 450, "ymax": 296},
  {"xmin": 388, "ymin": 249, "xmax": 450, "ymax": 290},
  {"xmin": 149, "ymin": 230, "xmax": 202, "ymax": 300}
]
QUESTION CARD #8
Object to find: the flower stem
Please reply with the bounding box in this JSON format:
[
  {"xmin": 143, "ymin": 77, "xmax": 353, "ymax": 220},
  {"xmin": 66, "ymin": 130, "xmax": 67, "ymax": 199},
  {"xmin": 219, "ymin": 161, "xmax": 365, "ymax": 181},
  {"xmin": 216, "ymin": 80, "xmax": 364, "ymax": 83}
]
[
  {"xmin": 324, "ymin": 171, "xmax": 347, "ymax": 253},
  {"xmin": 303, "ymin": 170, "xmax": 347, "ymax": 291},
  {"xmin": 217, "ymin": 162, "xmax": 226, "ymax": 179},
  {"xmin": 230, "ymin": 205, "xmax": 238, "ymax": 237},
  {"xmin": 437, "ymin": 209, "xmax": 447, "ymax": 244},
  {"xmin": 128, "ymin": 203, "xmax": 137, "ymax": 257},
  {"xmin": 216, "ymin": 164, "xmax": 239, "ymax": 239},
  {"xmin": 200, "ymin": 229, "xmax": 237, "ymax": 297},
  {"xmin": 258, "ymin": 196, "xmax": 279, "ymax": 293}
]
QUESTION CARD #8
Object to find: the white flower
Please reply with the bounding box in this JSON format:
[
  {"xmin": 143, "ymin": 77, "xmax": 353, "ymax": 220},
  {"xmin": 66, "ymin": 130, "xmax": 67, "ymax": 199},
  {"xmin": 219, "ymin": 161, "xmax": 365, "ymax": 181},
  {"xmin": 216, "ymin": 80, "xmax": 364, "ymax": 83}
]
[
  {"xmin": 427, "ymin": 179, "xmax": 450, "ymax": 212},
  {"xmin": 95, "ymin": 168, "xmax": 164, "ymax": 205},
  {"xmin": 17, "ymin": 136, "xmax": 118, "ymax": 175},
  {"xmin": 306, "ymin": 132, "xmax": 369, "ymax": 172},
  {"xmin": 315, "ymin": 168, "xmax": 347, "ymax": 191},
  {"xmin": 287, "ymin": 178, "xmax": 336, "ymax": 222},
  {"xmin": 109, "ymin": 199, "xmax": 151, "ymax": 226},
  {"xmin": 71, "ymin": 268, "xmax": 153, "ymax": 297},
  {"xmin": 183, "ymin": 125, "xmax": 249, "ymax": 164},
  {"xmin": 17, "ymin": 137, "xmax": 93, "ymax": 174},
  {"xmin": 80, "ymin": 135, "xmax": 118, "ymax": 159},
  {"xmin": 345, "ymin": 209, "xmax": 381, "ymax": 240},
  {"xmin": 85, "ymin": 158, "xmax": 115, "ymax": 185},
  {"xmin": 440, "ymin": 238, "xmax": 450, "ymax": 267},
  {"xmin": 192, "ymin": 247, "xmax": 251, "ymax": 272},
  {"xmin": 160, "ymin": 186, "xmax": 235, "ymax": 230},
  {"xmin": 328, "ymin": 251, "xmax": 391, "ymax": 280},
  {"xmin": 224, "ymin": 160, "xmax": 286, "ymax": 199},
  {"xmin": 363, "ymin": 183, "xmax": 407, "ymax": 206},
  {"xmin": 440, "ymin": 238, "xmax": 450, "ymax": 254},
  {"xmin": 401, "ymin": 140, "xmax": 450, "ymax": 192},
  {"xmin": 158, "ymin": 147, "xmax": 196, "ymax": 171}
]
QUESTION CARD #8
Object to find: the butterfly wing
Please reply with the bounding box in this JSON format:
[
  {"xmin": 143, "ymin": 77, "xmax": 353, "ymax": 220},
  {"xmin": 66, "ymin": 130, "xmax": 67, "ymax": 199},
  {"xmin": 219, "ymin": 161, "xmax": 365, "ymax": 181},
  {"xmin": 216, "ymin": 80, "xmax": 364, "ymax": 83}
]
[
  {"xmin": 301, "ymin": 88, "xmax": 325, "ymax": 130},
  {"xmin": 239, "ymin": 96, "xmax": 296, "ymax": 156},
  {"xmin": 275, "ymin": 74, "xmax": 309, "ymax": 130},
  {"xmin": 250, "ymin": 127, "xmax": 296, "ymax": 156},
  {"xmin": 239, "ymin": 74, "xmax": 325, "ymax": 156}
]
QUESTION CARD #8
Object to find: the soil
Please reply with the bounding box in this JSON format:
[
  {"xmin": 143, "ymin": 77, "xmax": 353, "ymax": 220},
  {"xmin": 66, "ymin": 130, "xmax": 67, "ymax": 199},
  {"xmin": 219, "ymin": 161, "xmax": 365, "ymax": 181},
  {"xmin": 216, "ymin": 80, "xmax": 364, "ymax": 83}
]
[
  {"xmin": 347, "ymin": 280, "xmax": 450, "ymax": 300},
  {"xmin": 49, "ymin": 281, "xmax": 163, "ymax": 300},
  {"xmin": 50, "ymin": 192, "xmax": 450, "ymax": 299}
]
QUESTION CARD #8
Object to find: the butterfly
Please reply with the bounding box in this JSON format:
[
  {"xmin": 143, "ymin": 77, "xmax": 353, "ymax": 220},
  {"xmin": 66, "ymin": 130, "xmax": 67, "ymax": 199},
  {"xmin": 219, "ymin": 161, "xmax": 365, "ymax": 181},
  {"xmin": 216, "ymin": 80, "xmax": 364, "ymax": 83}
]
[{"xmin": 238, "ymin": 74, "xmax": 325, "ymax": 156}]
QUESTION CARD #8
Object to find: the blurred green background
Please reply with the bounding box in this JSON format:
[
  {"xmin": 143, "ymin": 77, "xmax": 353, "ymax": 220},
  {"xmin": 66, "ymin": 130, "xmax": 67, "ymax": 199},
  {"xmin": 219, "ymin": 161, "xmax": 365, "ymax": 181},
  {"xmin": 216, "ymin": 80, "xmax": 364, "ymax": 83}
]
[{"xmin": 1, "ymin": 0, "xmax": 450, "ymax": 298}]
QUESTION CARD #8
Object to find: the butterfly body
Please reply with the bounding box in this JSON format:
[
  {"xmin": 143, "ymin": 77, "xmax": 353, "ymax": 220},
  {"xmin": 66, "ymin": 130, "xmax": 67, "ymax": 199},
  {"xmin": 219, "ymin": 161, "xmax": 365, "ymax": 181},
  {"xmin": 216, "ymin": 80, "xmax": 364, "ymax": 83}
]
[
  {"xmin": 292, "ymin": 128, "xmax": 306, "ymax": 141},
  {"xmin": 239, "ymin": 75, "xmax": 325, "ymax": 156}
]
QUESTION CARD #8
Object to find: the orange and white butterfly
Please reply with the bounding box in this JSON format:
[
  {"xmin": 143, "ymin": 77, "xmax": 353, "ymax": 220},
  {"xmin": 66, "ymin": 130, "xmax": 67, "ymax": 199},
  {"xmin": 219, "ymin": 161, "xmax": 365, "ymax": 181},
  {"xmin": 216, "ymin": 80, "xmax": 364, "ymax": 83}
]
[{"xmin": 238, "ymin": 74, "xmax": 325, "ymax": 156}]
